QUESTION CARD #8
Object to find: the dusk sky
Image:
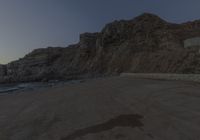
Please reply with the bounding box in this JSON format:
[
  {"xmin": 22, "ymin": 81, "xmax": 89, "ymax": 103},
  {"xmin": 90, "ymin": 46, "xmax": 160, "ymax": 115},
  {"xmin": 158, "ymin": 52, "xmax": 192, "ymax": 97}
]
[{"xmin": 0, "ymin": 0, "xmax": 200, "ymax": 64}]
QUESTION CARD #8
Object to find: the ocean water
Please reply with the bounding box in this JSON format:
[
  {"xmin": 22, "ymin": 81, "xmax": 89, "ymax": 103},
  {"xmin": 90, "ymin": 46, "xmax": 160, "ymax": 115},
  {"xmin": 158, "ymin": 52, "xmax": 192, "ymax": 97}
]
[
  {"xmin": 0, "ymin": 80, "xmax": 84, "ymax": 94},
  {"xmin": 0, "ymin": 82, "xmax": 55, "ymax": 94}
]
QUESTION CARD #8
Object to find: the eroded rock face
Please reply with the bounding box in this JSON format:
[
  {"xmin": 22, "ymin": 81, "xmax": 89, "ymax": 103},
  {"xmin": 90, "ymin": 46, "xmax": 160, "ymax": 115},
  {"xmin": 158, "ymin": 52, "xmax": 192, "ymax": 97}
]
[
  {"xmin": 1, "ymin": 13, "xmax": 200, "ymax": 83},
  {"xmin": 0, "ymin": 65, "xmax": 6, "ymax": 76}
]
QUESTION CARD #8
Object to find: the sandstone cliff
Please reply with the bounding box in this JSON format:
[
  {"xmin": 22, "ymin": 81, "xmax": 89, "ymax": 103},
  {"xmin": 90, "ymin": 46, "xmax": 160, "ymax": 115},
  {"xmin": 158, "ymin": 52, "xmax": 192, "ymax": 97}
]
[{"xmin": 1, "ymin": 13, "xmax": 200, "ymax": 83}]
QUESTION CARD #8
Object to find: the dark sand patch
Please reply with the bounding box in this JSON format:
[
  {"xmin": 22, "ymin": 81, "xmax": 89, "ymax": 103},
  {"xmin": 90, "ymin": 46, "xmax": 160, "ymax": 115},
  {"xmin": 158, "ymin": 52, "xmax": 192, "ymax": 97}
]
[{"xmin": 61, "ymin": 114, "xmax": 143, "ymax": 140}]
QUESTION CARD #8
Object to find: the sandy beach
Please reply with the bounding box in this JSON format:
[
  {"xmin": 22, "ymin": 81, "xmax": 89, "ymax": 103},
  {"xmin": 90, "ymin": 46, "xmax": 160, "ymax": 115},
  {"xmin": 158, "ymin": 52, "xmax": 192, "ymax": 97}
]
[{"xmin": 1, "ymin": 75, "xmax": 200, "ymax": 140}]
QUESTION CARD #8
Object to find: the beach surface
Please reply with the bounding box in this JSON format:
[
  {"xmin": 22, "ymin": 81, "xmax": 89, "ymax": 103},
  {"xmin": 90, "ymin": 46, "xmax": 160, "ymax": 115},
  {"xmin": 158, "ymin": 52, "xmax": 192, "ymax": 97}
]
[{"xmin": 0, "ymin": 75, "xmax": 200, "ymax": 140}]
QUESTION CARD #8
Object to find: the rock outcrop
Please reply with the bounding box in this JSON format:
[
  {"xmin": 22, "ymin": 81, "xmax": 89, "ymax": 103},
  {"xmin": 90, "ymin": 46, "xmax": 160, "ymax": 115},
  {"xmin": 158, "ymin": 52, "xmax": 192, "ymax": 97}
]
[{"xmin": 1, "ymin": 13, "xmax": 200, "ymax": 83}]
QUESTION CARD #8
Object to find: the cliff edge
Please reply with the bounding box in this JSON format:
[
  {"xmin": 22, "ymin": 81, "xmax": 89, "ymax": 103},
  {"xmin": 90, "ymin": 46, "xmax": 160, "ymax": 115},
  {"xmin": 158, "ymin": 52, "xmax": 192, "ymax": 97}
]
[{"xmin": 1, "ymin": 13, "xmax": 200, "ymax": 83}]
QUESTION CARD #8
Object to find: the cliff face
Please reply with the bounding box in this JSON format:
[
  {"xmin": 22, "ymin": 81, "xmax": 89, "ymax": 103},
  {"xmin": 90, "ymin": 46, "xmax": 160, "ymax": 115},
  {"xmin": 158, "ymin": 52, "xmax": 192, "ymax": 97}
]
[{"xmin": 1, "ymin": 13, "xmax": 200, "ymax": 83}]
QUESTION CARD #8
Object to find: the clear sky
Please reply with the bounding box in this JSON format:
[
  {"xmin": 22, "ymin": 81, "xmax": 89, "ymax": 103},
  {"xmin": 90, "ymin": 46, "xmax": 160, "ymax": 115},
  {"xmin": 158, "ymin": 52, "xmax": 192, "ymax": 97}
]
[{"xmin": 0, "ymin": 0, "xmax": 200, "ymax": 64}]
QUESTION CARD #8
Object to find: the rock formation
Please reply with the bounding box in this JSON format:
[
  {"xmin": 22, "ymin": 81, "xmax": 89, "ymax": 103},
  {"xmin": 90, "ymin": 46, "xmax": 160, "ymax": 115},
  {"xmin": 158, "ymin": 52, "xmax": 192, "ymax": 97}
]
[{"xmin": 1, "ymin": 13, "xmax": 200, "ymax": 83}]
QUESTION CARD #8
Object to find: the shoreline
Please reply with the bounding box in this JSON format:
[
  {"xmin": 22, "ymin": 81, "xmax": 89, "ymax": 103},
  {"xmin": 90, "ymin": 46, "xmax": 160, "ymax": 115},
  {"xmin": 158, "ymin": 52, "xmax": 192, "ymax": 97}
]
[
  {"xmin": 0, "ymin": 79, "xmax": 85, "ymax": 95},
  {"xmin": 1, "ymin": 73, "xmax": 200, "ymax": 94}
]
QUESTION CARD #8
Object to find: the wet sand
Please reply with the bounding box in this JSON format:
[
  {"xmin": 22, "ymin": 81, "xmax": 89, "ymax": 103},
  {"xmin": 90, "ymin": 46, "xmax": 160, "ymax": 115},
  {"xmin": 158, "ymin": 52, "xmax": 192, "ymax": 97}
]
[{"xmin": 0, "ymin": 75, "xmax": 200, "ymax": 140}]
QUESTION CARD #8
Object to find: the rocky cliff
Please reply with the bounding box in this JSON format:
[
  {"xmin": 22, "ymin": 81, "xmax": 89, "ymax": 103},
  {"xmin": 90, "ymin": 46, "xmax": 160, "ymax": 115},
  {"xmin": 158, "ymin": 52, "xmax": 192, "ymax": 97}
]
[{"xmin": 1, "ymin": 13, "xmax": 200, "ymax": 83}]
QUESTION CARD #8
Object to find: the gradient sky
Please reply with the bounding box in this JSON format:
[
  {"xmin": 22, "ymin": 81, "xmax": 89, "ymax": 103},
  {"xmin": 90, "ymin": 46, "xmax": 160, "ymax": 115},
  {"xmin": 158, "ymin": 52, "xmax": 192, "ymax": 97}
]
[{"xmin": 0, "ymin": 0, "xmax": 200, "ymax": 64}]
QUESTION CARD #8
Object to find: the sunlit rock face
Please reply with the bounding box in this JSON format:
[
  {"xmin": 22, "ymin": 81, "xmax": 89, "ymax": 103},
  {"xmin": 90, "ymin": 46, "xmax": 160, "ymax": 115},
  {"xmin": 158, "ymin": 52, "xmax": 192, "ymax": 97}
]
[
  {"xmin": 184, "ymin": 37, "xmax": 200, "ymax": 53},
  {"xmin": 184, "ymin": 37, "xmax": 200, "ymax": 47}
]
